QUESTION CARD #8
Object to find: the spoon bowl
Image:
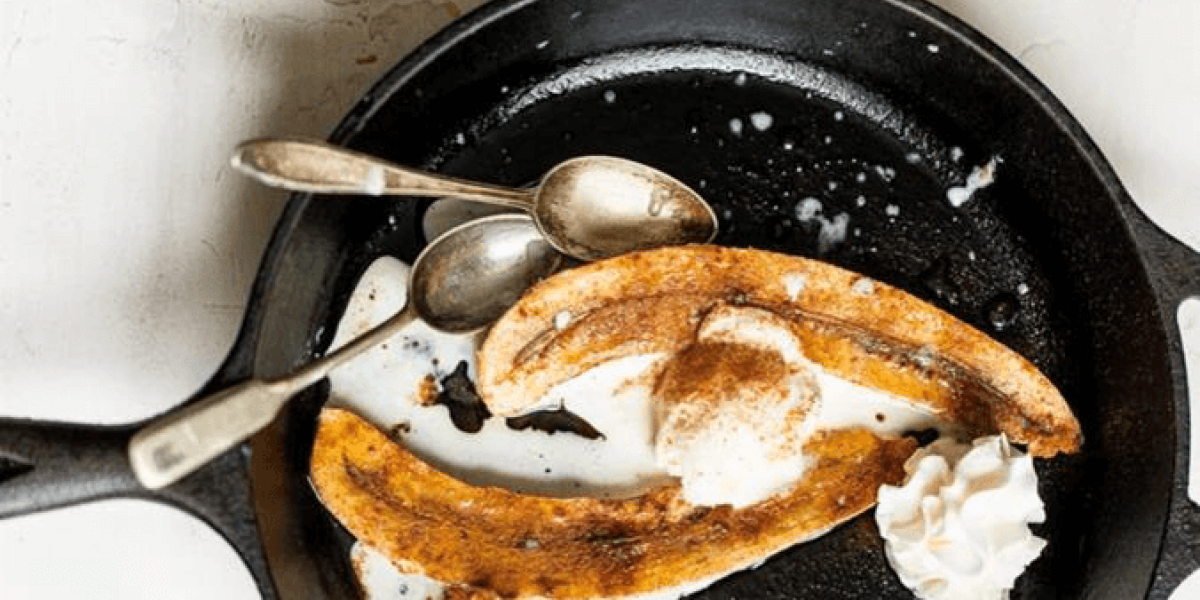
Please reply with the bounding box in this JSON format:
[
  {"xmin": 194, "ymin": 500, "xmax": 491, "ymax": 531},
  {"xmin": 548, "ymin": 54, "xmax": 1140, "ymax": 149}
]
[
  {"xmin": 128, "ymin": 214, "xmax": 561, "ymax": 489},
  {"xmin": 533, "ymin": 155, "xmax": 718, "ymax": 261},
  {"xmin": 412, "ymin": 214, "xmax": 564, "ymax": 331},
  {"xmin": 232, "ymin": 138, "xmax": 719, "ymax": 261}
]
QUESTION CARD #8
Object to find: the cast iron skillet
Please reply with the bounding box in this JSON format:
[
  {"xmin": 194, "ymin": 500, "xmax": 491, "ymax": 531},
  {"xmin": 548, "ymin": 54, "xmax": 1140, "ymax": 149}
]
[{"xmin": 4, "ymin": 0, "xmax": 1200, "ymax": 598}]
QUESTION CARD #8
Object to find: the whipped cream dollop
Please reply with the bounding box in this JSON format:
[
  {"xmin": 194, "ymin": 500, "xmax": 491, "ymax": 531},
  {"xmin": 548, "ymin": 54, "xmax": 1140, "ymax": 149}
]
[{"xmin": 875, "ymin": 435, "xmax": 1046, "ymax": 600}]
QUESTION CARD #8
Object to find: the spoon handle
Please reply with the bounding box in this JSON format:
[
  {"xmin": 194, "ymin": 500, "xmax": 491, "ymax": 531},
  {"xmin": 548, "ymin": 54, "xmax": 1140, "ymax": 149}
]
[
  {"xmin": 128, "ymin": 306, "xmax": 419, "ymax": 490},
  {"xmin": 231, "ymin": 137, "xmax": 535, "ymax": 210}
]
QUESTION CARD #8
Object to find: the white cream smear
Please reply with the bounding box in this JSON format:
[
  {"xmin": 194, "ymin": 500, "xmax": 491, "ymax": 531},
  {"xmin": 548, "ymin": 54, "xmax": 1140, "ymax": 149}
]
[
  {"xmin": 352, "ymin": 543, "xmax": 446, "ymax": 600},
  {"xmin": 947, "ymin": 157, "xmax": 999, "ymax": 208},
  {"xmin": 875, "ymin": 435, "xmax": 1046, "ymax": 600},
  {"xmin": 330, "ymin": 257, "xmax": 957, "ymax": 598},
  {"xmin": 326, "ymin": 256, "xmax": 666, "ymax": 498},
  {"xmin": 793, "ymin": 197, "xmax": 850, "ymax": 254}
]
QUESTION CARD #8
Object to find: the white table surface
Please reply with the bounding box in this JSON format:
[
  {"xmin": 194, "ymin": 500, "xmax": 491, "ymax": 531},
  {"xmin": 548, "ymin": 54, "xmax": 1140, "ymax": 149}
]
[{"xmin": 1, "ymin": 1, "xmax": 1198, "ymax": 598}]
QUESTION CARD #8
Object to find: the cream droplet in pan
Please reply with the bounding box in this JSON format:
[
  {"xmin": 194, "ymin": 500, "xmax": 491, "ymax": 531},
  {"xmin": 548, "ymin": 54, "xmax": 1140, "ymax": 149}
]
[
  {"xmin": 947, "ymin": 157, "xmax": 999, "ymax": 208},
  {"xmin": 750, "ymin": 111, "xmax": 774, "ymax": 131}
]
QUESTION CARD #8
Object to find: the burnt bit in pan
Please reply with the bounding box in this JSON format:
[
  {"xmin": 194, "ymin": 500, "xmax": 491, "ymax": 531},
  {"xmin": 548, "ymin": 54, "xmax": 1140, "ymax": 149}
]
[
  {"xmin": 506, "ymin": 409, "xmax": 606, "ymax": 440},
  {"xmin": 433, "ymin": 361, "xmax": 493, "ymax": 433}
]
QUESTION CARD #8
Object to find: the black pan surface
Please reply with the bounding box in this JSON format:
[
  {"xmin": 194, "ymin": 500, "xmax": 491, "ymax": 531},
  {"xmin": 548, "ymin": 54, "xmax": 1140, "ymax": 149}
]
[{"xmin": 4, "ymin": 1, "xmax": 1197, "ymax": 599}]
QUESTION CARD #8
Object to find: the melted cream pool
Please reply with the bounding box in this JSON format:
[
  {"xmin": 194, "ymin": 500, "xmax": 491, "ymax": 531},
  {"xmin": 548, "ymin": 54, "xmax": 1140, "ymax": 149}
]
[
  {"xmin": 328, "ymin": 253, "xmax": 958, "ymax": 599},
  {"xmin": 326, "ymin": 256, "xmax": 669, "ymax": 499}
]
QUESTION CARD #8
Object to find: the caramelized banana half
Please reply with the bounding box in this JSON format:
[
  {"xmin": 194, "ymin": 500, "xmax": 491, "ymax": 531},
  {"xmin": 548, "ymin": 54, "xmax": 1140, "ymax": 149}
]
[
  {"xmin": 311, "ymin": 408, "xmax": 916, "ymax": 599},
  {"xmin": 477, "ymin": 245, "xmax": 1080, "ymax": 457}
]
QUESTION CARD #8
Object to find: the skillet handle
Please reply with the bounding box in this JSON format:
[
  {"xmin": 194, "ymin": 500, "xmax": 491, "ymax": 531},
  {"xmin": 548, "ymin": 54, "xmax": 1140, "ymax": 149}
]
[
  {"xmin": 0, "ymin": 416, "xmax": 279, "ymax": 600},
  {"xmin": 1128, "ymin": 211, "xmax": 1200, "ymax": 306},
  {"xmin": 1126, "ymin": 208, "xmax": 1200, "ymax": 598},
  {"xmin": 0, "ymin": 417, "xmax": 141, "ymax": 518}
]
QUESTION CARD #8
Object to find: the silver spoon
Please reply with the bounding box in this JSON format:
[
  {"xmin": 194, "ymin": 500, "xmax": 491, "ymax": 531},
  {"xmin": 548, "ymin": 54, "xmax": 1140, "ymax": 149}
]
[
  {"xmin": 231, "ymin": 137, "xmax": 719, "ymax": 262},
  {"xmin": 128, "ymin": 214, "xmax": 563, "ymax": 489}
]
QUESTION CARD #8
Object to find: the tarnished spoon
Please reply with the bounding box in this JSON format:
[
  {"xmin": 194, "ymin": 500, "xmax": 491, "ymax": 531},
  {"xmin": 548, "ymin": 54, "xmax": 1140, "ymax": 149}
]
[
  {"xmin": 231, "ymin": 137, "xmax": 718, "ymax": 262},
  {"xmin": 129, "ymin": 214, "xmax": 562, "ymax": 489}
]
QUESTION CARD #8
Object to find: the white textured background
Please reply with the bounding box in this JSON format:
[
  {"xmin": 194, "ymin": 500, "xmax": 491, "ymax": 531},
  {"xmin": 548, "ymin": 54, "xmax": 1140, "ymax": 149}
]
[{"xmin": 0, "ymin": 1, "xmax": 1197, "ymax": 598}]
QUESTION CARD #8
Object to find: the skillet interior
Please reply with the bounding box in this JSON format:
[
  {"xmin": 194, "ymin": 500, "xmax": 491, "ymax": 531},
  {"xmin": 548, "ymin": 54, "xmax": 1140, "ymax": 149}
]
[{"xmin": 246, "ymin": 0, "xmax": 1174, "ymax": 597}]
